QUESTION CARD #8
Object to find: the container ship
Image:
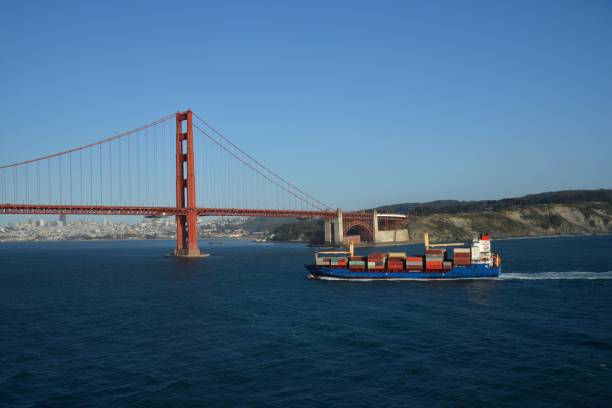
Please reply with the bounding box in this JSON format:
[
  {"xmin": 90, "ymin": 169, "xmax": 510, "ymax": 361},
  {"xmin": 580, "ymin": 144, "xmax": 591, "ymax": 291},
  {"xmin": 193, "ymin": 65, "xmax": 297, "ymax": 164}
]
[{"xmin": 306, "ymin": 233, "xmax": 502, "ymax": 280}]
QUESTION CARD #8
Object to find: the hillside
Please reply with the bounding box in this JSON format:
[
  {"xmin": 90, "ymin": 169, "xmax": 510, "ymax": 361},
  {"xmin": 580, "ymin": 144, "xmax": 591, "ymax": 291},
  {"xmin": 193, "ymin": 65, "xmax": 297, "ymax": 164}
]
[
  {"xmin": 375, "ymin": 189, "xmax": 612, "ymax": 215},
  {"xmin": 407, "ymin": 202, "xmax": 612, "ymax": 242},
  {"xmin": 243, "ymin": 190, "xmax": 612, "ymax": 243}
]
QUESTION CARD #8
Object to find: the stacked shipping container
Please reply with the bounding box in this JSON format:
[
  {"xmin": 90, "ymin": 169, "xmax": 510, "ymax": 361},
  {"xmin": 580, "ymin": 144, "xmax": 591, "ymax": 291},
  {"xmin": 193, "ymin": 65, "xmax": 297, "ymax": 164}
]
[
  {"xmin": 316, "ymin": 256, "xmax": 348, "ymax": 267},
  {"xmin": 406, "ymin": 256, "xmax": 424, "ymax": 271},
  {"xmin": 386, "ymin": 252, "xmax": 406, "ymax": 272},
  {"xmin": 349, "ymin": 256, "xmax": 366, "ymax": 271},
  {"xmin": 316, "ymin": 246, "xmax": 477, "ymax": 272},
  {"xmin": 453, "ymin": 248, "xmax": 471, "ymax": 266},
  {"xmin": 367, "ymin": 253, "xmax": 386, "ymax": 271},
  {"xmin": 425, "ymin": 249, "xmax": 445, "ymax": 271}
]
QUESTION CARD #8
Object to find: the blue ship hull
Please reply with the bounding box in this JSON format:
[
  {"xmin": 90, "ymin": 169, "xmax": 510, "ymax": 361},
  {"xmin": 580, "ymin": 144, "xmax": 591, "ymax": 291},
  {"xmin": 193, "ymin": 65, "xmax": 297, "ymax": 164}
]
[{"xmin": 306, "ymin": 264, "xmax": 501, "ymax": 280}]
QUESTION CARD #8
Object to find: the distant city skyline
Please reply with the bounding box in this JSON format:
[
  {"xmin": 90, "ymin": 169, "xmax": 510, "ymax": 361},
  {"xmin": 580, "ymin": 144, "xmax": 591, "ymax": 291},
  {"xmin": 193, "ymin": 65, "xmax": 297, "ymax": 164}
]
[
  {"xmin": 0, "ymin": 214, "xmax": 259, "ymax": 242},
  {"xmin": 1, "ymin": 1, "xmax": 611, "ymax": 213}
]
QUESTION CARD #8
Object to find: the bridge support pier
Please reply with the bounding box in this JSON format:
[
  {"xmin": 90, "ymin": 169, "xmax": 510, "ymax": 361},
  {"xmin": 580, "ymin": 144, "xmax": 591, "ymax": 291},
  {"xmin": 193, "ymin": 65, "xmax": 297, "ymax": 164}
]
[
  {"xmin": 324, "ymin": 219, "xmax": 332, "ymax": 245},
  {"xmin": 333, "ymin": 209, "xmax": 344, "ymax": 246},
  {"xmin": 372, "ymin": 209, "xmax": 379, "ymax": 243},
  {"xmin": 172, "ymin": 110, "xmax": 207, "ymax": 258}
]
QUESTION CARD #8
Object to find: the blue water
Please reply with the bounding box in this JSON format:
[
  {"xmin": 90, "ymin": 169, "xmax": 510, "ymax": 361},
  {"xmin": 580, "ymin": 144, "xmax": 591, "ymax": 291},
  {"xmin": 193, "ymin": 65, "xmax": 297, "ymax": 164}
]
[{"xmin": 1, "ymin": 235, "xmax": 612, "ymax": 407}]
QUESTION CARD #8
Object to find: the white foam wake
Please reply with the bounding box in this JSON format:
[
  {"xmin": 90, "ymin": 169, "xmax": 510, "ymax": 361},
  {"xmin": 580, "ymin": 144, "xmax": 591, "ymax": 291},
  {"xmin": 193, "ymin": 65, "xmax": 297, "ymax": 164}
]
[
  {"xmin": 308, "ymin": 272, "xmax": 612, "ymax": 282},
  {"xmin": 500, "ymin": 271, "xmax": 612, "ymax": 280}
]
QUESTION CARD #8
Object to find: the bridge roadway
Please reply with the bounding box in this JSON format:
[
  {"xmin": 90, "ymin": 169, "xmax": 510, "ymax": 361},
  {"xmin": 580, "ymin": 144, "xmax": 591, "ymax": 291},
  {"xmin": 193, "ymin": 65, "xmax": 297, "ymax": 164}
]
[{"xmin": 0, "ymin": 204, "xmax": 373, "ymax": 220}]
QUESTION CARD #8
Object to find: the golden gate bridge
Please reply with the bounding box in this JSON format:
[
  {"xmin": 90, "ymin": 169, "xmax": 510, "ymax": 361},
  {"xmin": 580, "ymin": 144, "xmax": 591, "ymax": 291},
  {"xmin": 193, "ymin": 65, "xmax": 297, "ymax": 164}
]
[{"xmin": 0, "ymin": 110, "xmax": 403, "ymax": 257}]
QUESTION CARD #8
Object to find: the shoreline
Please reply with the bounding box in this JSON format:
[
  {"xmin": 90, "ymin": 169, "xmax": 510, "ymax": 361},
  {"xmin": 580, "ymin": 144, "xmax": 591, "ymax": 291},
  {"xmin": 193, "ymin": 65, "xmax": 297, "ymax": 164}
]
[
  {"xmin": 2, "ymin": 232, "xmax": 610, "ymax": 245},
  {"xmin": 0, "ymin": 236, "xmax": 264, "ymax": 244}
]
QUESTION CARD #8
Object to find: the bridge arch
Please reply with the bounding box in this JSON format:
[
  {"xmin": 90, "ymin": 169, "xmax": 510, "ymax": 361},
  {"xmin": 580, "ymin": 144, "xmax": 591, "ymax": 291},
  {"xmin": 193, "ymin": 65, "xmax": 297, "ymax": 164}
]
[{"xmin": 343, "ymin": 220, "xmax": 374, "ymax": 243}]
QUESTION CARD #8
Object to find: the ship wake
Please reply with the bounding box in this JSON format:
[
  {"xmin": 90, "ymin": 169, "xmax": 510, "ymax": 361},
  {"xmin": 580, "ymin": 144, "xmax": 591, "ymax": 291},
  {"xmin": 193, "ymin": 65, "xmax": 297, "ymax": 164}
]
[{"xmin": 500, "ymin": 271, "xmax": 612, "ymax": 280}]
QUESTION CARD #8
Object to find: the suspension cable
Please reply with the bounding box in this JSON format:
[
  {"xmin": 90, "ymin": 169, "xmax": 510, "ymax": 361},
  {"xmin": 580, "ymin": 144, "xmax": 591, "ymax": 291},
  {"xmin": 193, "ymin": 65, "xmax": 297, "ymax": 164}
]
[
  {"xmin": 193, "ymin": 112, "xmax": 331, "ymax": 210},
  {"xmin": 193, "ymin": 123, "xmax": 325, "ymax": 211}
]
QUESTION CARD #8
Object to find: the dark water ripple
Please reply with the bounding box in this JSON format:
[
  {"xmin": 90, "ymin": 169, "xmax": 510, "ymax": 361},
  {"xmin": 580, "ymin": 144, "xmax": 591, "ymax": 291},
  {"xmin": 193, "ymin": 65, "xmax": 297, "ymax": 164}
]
[{"xmin": 1, "ymin": 236, "xmax": 612, "ymax": 407}]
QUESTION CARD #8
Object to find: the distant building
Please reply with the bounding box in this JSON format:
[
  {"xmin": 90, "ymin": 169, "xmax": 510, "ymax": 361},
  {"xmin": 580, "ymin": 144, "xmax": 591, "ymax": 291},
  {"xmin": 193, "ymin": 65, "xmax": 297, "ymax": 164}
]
[{"xmin": 59, "ymin": 214, "xmax": 67, "ymax": 225}]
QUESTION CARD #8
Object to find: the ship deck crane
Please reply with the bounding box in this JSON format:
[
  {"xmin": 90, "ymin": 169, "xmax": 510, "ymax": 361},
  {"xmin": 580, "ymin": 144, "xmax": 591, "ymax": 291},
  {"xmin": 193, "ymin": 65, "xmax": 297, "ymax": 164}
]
[{"xmin": 423, "ymin": 232, "xmax": 465, "ymax": 250}]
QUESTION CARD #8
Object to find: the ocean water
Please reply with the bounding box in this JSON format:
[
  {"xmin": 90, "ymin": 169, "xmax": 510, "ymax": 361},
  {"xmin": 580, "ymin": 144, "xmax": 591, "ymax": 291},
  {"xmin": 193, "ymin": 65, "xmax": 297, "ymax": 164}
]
[{"xmin": 1, "ymin": 235, "xmax": 611, "ymax": 407}]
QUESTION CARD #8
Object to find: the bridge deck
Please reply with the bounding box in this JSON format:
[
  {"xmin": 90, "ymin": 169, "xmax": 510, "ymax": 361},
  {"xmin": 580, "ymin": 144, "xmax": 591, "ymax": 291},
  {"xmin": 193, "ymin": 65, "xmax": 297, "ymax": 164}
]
[{"xmin": 0, "ymin": 204, "xmax": 372, "ymax": 220}]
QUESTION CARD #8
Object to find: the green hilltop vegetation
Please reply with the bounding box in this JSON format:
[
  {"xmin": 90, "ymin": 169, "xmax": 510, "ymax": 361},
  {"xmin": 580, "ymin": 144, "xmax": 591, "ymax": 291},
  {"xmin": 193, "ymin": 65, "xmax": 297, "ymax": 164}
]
[
  {"xmin": 242, "ymin": 189, "xmax": 612, "ymax": 243},
  {"xmin": 375, "ymin": 189, "xmax": 612, "ymax": 215},
  {"xmin": 240, "ymin": 217, "xmax": 324, "ymax": 244}
]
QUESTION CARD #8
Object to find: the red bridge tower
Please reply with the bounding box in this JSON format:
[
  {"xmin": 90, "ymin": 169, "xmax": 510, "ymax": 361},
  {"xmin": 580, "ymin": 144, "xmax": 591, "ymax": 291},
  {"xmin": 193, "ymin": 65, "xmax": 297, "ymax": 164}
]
[{"xmin": 174, "ymin": 110, "xmax": 205, "ymax": 257}]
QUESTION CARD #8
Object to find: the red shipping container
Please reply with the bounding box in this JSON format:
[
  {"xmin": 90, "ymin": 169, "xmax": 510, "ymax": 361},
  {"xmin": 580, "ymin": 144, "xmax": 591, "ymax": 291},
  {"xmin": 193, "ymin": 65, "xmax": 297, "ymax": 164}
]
[{"xmin": 454, "ymin": 256, "xmax": 470, "ymax": 260}]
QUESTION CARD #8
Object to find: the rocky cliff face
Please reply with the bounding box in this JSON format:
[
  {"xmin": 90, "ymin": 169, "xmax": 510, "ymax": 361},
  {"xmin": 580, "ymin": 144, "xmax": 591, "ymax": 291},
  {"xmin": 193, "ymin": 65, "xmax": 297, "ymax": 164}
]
[{"xmin": 405, "ymin": 203, "xmax": 612, "ymax": 242}]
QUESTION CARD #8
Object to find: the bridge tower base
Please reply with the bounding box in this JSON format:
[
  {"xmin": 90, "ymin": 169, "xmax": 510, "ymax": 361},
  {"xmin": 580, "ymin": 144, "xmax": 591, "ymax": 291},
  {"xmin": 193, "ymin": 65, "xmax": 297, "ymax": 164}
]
[
  {"xmin": 372, "ymin": 209, "xmax": 379, "ymax": 243},
  {"xmin": 172, "ymin": 110, "xmax": 207, "ymax": 258},
  {"xmin": 324, "ymin": 219, "xmax": 332, "ymax": 245},
  {"xmin": 333, "ymin": 209, "xmax": 344, "ymax": 245}
]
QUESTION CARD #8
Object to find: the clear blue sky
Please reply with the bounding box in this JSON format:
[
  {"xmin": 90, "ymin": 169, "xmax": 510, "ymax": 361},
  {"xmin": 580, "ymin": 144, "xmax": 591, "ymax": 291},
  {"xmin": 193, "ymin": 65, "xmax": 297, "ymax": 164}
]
[{"xmin": 1, "ymin": 0, "xmax": 611, "ymax": 211}]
